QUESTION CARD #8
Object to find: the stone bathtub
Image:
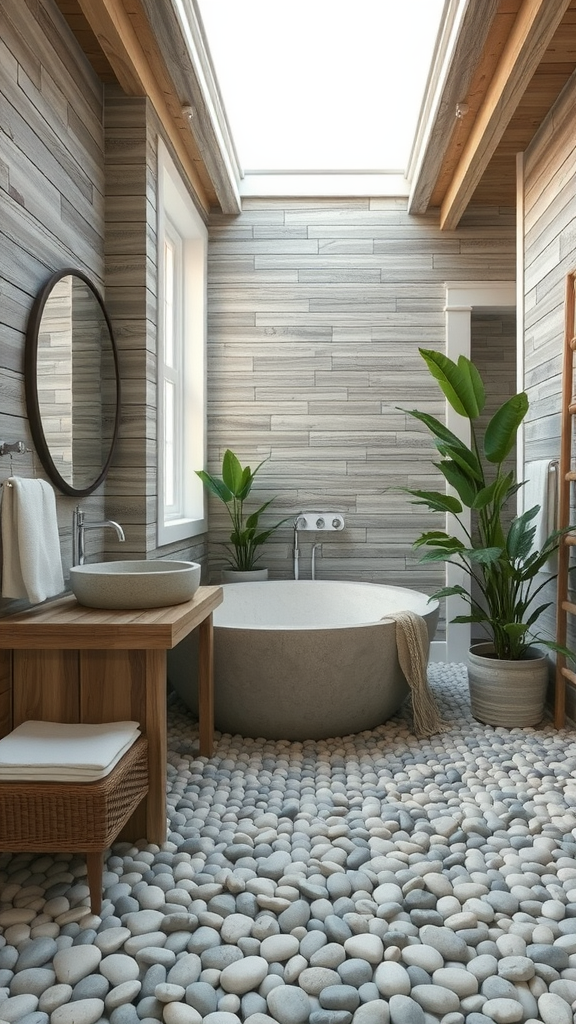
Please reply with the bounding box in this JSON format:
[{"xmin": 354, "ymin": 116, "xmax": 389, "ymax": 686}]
[{"xmin": 169, "ymin": 580, "xmax": 439, "ymax": 741}]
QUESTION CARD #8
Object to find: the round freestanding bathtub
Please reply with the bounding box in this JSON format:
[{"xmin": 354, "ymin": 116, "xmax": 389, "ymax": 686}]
[{"xmin": 168, "ymin": 581, "xmax": 439, "ymax": 741}]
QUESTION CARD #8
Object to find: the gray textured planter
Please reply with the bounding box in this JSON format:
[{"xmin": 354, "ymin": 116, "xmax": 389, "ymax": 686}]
[
  {"xmin": 468, "ymin": 642, "xmax": 549, "ymax": 727},
  {"xmin": 221, "ymin": 568, "xmax": 269, "ymax": 583}
]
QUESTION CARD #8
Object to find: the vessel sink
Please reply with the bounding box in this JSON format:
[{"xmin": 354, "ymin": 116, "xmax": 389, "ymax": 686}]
[{"xmin": 70, "ymin": 560, "xmax": 201, "ymax": 610}]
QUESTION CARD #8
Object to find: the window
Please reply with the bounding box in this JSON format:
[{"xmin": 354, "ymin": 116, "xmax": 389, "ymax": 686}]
[
  {"xmin": 193, "ymin": 0, "xmax": 445, "ymax": 196},
  {"xmin": 157, "ymin": 138, "xmax": 207, "ymax": 545}
]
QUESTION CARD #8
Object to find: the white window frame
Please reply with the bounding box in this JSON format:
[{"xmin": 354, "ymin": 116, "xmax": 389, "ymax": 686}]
[{"xmin": 157, "ymin": 137, "xmax": 207, "ymax": 545}]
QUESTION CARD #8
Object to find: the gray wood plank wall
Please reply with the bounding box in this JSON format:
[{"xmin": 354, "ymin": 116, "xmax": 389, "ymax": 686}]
[
  {"xmin": 206, "ymin": 200, "xmax": 516, "ymax": 621},
  {"xmin": 0, "ymin": 0, "xmax": 107, "ymax": 601},
  {"xmin": 524, "ymin": 71, "xmax": 576, "ymax": 717},
  {"xmin": 0, "ymin": 0, "xmax": 207, "ymax": 614}
]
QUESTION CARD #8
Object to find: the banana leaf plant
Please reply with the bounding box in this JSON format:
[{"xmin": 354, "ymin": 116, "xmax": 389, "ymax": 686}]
[
  {"xmin": 402, "ymin": 348, "xmax": 574, "ymax": 661},
  {"xmin": 196, "ymin": 449, "xmax": 288, "ymax": 571}
]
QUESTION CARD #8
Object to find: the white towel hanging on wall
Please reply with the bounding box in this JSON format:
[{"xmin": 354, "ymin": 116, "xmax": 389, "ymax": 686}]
[
  {"xmin": 1, "ymin": 477, "xmax": 65, "ymax": 604},
  {"xmin": 522, "ymin": 460, "xmax": 558, "ymax": 572}
]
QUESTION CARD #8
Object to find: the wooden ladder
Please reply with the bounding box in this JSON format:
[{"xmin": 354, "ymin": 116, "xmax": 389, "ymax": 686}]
[{"xmin": 555, "ymin": 271, "xmax": 576, "ymax": 727}]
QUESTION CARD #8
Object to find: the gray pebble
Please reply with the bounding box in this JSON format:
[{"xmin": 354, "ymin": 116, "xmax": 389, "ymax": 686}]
[
  {"xmin": 418, "ymin": 925, "xmax": 469, "ymax": 963},
  {"xmin": 267, "ymin": 983, "xmax": 311, "ymax": 1024},
  {"xmin": 241, "ymin": 991, "xmax": 268, "ymax": 1017},
  {"xmin": 161, "ymin": 913, "xmax": 198, "ymax": 933},
  {"xmin": 71, "ymin": 974, "xmax": 110, "ymax": 1000},
  {"xmin": 202, "ymin": 945, "xmax": 244, "ymax": 970},
  {"xmin": 480, "ymin": 997, "xmax": 523, "ymax": 1023},
  {"xmin": 537, "ymin": 991, "xmax": 574, "ymax": 1024},
  {"xmin": 388, "ymin": 993, "xmax": 425, "ymax": 1024},
  {"xmin": 351, "ymin": 1000, "xmax": 389, "ymax": 1023},
  {"xmin": 411, "ymin": 983, "xmax": 459, "ymax": 1015},
  {"xmin": 50, "ymin": 997, "xmax": 105, "ymax": 1024},
  {"xmin": 185, "ymin": 980, "xmax": 218, "ymax": 1015},
  {"xmin": 527, "ymin": 943, "xmax": 569, "ymax": 969},
  {"xmin": 337, "ymin": 959, "xmax": 372, "ymax": 988},
  {"xmin": 318, "ymin": 984, "xmax": 360, "ymax": 1012},
  {"xmin": 109, "ymin": 1006, "xmax": 141, "ymax": 1024},
  {"xmin": 0, "ymin": 995, "xmax": 40, "ymax": 1022},
  {"xmin": 15, "ymin": 940, "xmax": 58, "ymax": 973},
  {"xmin": 481, "ymin": 977, "xmax": 518, "ymax": 1001},
  {"xmin": 309, "ymin": 1012, "xmax": 353, "ymax": 1024},
  {"xmin": 10, "ymin": 968, "xmax": 55, "ymax": 997}
]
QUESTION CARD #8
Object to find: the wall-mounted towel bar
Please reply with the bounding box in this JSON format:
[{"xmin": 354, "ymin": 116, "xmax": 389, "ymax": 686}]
[
  {"xmin": 0, "ymin": 441, "xmax": 34, "ymax": 484},
  {"xmin": 549, "ymin": 459, "xmax": 559, "ymax": 534}
]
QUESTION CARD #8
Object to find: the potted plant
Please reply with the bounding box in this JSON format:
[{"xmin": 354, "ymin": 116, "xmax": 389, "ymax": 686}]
[
  {"xmin": 196, "ymin": 449, "xmax": 287, "ymax": 581},
  {"xmin": 403, "ymin": 348, "xmax": 573, "ymax": 726}
]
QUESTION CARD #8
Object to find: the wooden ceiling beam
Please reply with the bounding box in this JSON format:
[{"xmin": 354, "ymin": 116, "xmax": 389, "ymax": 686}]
[
  {"xmin": 74, "ymin": 0, "xmax": 213, "ymax": 213},
  {"xmin": 440, "ymin": 0, "xmax": 573, "ymax": 230},
  {"xmin": 408, "ymin": 0, "xmax": 502, "ymax": 215}
]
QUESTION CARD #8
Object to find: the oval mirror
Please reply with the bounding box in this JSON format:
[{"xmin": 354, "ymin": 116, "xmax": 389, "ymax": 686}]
[{"xmin": 25, "ymin": 269, "xmax": 121, "ymax": 497}]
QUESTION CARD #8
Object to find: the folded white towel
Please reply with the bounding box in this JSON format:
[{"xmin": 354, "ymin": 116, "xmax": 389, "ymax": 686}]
[
  {"xmin": 0, "ymin": 720, "xmax": 141, "ymax": 782},
  {"xmin": 0, "ymin": 735, "xmax": 139, "ymax": 781},
  {"xmin": 1, "ymin": 477, "xmax": 65, "ymax": 604}
]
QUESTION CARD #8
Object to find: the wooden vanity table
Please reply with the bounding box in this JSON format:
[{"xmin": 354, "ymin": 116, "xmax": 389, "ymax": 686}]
[{"xmin": 0, "ymin": 585, "xmax": 222, "ymax": 844}]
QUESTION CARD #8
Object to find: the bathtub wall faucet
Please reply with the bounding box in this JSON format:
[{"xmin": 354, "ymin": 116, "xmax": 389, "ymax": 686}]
[{"xmin": 293, "ymin": 511, "xmax": 345, "ymax": 579}]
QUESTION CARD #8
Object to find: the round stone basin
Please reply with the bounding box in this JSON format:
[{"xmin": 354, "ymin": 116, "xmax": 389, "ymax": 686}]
[{"xmin": 70, "ymin": 560, "xmax": 201, "ymax": 609}]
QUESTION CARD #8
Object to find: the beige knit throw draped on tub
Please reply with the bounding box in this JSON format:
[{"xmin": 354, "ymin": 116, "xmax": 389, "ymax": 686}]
[{"xmin": 389, "ymin": 610, "xmax": 448, "ymax": 738}]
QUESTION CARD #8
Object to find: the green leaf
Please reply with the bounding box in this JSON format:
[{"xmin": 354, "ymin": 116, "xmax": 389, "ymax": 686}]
[
  {"xmin": 417, "ymin": 549, "xmax": 462, "ymax": 563},
  {"xmin": 419, "ymin": 348, "xmax": 485, "ymax": 419},
  {"xmin": 503, "ymin": 622, "xmax": 529, "ymax": 641},
  {"xmin": 414, "ymin": 531, "xmax": 465, "ymax": 552},
  {"xmin": 541, "ymin": 640, "xmax": 576, "ymax": 664},
  {"xmin": 406, "ymin": 489, "xmax": 463, "ymax": 514},
  {"xmin": 472, "ymin": 479, "xmax": 501, "ymax": 511},
  {"xmin": 525, "ymin": 603, "xmax": 553, "ymax": 629},
  {"xmin": 506, "ymin": 506, "xmax": 539, "ymax": 561},
  {"xmin": 431, "ymin": 585, "xmax": 472, "ymax": 599},
  {"xmin": 413, "ymin": 530, "xmax": 452, "ymax": 547},
  {"xmin": 195, "ymin": 470, "xmax": 233, "ymax": 504},
  {"xmin": 245, "ymin": 500, "xmax": 274, "ymax": 529},
  {"xmin": 236, "ymin": 465, "xmax": 254, "ymax": 501},
  {"xmin": 484, "ymin": 393, "xmax": 528, "ymax": 463},
  {"xmin": 419, "ymin": 541, "xmax": 467, "ymax": 557},
  {"xmin": 436, "ymin": 441, "xmax": 484, "ymax": 482},
  {"xmin": 436, "ymin": 460, "xmax": 478, "ymax": 507},
  {"xmin": 401, "ymin": 408, "xmax": 470, "ymax": 450},
  {"xmin": 466, "ymin": 547, "xmax": 503, "ymax": 564},
  {"xmin": 222, "ymin": 449, "xmax": 245, "ymax": 494}
]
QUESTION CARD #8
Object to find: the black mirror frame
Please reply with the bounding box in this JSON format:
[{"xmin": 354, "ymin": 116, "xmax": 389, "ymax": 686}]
[{"xmin": 25, "ymin": 268, "xmax": 121, "ymax": 497}]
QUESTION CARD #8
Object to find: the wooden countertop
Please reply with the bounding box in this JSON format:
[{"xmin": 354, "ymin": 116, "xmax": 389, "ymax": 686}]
[{"xmin": 0, "ymin": 586, "xmax": 223, "ymax": 650}]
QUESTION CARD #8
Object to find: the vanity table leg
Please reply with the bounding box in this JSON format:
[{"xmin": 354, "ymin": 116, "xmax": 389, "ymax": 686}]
[
  {"xmin": 198, "ymin": 614, "xmax": 214, "ymax": 757},
  {"xmin": 79, "ymin": 648, "xmax": 168, "ymax": 845}
]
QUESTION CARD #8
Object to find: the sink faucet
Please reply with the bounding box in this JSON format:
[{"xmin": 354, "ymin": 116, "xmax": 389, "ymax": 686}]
[{"xmin": 73, "ymin": 505, "xmax": 126, "ymax": 566}]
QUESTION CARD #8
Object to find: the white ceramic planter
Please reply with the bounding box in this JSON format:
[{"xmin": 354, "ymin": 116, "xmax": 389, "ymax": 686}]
[
  {"xmin": 467, "ymin": 642, "xmax": 549, "ymax": 727},
  {"xmin": 221, "ymin": 568, "xmax": 269, "ymax": 583}
]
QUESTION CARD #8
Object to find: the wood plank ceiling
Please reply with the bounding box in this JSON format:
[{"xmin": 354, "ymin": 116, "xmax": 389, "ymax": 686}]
[
  {"xmin": 430, "ymin": 0, "xmax": 576, "ymax": 226},
  {"xmin": 54, "ymin": 0, "xmax": 576, "ymax": 224},
  {"xmin": 53, "ymin": 0, "xmax": 220, "ymax": 212}
]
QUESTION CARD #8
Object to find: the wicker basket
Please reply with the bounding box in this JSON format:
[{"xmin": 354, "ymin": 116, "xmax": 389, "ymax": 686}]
[{"xmin": 0, "ymin": 735, "xmax": 148, "ymax": 912}]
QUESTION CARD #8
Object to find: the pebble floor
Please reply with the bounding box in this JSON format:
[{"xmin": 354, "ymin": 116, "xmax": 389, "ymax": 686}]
[{"xmin": 2, "ymin": 665, "xmax": 576, "ymax": 1024}]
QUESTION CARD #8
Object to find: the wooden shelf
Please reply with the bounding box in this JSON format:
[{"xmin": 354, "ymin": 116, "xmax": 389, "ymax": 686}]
[
  {"xmin": 0, "ymin": 587, "xmax": 222, "ymax": 649},
  {"xmin": 0, "ymin": 585, "xmax": 222, "ymax": 842}
]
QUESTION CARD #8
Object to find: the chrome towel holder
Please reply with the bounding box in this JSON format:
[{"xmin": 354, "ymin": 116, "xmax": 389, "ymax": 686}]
[{"xmin": 0, "ymin": 441, "xmax": 34, "ymax": 484}]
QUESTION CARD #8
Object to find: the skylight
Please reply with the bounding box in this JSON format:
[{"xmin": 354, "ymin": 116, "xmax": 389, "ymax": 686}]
[{"xmin": 197, "ymin": 0, "xmax": 446, "ymax": 184}]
